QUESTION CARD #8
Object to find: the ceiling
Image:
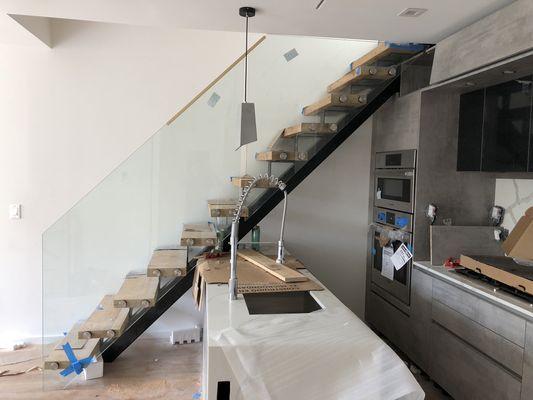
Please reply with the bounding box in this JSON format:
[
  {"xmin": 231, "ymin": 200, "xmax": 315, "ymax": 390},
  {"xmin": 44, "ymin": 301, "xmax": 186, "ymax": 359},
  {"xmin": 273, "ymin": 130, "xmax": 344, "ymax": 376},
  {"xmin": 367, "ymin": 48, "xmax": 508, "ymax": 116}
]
[{"xmin": 0, "ymin": 0, "xmax": 516, "ymax": 46}]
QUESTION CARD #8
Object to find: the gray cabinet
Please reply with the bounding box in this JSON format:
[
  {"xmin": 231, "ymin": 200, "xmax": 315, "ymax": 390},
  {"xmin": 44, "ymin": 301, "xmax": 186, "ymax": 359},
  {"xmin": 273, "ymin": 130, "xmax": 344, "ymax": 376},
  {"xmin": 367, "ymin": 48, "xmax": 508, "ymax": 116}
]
[
  {"xmin": 367, "ymin": 266, "xmax": 533, "ymax": 399},
  {"xmin": 523, "ymin": 322, "xmax": 533, "ymax": 400},
  {"xmin": 430, "ymin": 321, "xmax": 521, "ymax": 400},
  {"xmin": 372, "ymin": 90, "xmax": 421, "ymax": 153}
]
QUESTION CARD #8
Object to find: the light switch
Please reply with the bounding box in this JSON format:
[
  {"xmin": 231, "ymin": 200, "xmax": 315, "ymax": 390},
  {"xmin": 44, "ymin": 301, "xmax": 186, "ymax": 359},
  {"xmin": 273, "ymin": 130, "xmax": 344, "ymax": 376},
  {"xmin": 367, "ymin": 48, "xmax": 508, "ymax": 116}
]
[{"xmin": 9, "ymin": 204, "xmax": 21, "ymax": 219}]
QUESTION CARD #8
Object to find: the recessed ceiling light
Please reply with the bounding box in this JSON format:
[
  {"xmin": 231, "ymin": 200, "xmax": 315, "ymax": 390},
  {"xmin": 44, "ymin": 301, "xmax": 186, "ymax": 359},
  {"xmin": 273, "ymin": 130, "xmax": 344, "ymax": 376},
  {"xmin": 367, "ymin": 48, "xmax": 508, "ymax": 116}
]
[
  {"xmin": 502, "ymin": 70, "xmax": 516, "ymax": 75},
  {"xmin": 398, "ymin": 8, "xmax": 428, "ymax": 17}
]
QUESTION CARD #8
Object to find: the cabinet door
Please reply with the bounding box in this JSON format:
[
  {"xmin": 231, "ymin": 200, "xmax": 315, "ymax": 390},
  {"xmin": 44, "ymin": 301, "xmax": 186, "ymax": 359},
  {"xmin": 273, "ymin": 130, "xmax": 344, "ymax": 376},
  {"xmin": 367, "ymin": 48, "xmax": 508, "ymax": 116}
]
[
  {"xmin": 457, "ymin": 89, "xmax": 484, "ymax": 171},
  {"xmin": 482, "ymin": 77, "xmax": 532, "ymax": 172}
]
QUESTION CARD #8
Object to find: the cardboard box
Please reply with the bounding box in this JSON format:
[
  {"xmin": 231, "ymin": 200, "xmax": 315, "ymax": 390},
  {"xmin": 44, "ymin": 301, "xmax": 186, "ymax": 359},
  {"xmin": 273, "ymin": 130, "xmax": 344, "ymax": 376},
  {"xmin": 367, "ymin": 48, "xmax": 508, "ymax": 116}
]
[{"xmin": 502, "ymin": 207, "xmax": 533, "ymax": 261}]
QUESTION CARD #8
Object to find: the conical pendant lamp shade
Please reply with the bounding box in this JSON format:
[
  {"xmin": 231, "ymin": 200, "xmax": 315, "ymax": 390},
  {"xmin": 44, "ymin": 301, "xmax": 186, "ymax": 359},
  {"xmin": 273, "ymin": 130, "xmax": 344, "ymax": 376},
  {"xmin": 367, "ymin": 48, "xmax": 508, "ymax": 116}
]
[
  {"xmin": 239, "ymin": 102, "xmax": 257, "ymax": 149},
  {"xmin": 237, "ymin": 6, "xmax": 257, "ymax": 150}
]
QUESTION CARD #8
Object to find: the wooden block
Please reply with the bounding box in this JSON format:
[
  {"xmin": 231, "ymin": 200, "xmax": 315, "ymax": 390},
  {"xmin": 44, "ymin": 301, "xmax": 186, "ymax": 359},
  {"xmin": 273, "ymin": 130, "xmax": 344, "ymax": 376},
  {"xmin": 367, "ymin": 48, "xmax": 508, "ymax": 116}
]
[
  {"xmin": 460, "ymin": 255, "xmax": 533, "ymax": 295},
  {"xmin": 349, "ymin": 42, "xmax": 421, "ymax": 70},
  {"xmin": 327, "ymin": 65, "xmax": 397, "ymax": 93},
  {"xmin": 77, "ymin": 295, "xmax": 130, "ymax": 339},
  {"xmin": 45, "ymin": 326, "xmax": 100, "ymax": 370},
  {"xmin": 237, "ymin": 249, "xmax": 308, "ymax": 283},
  {"xmin": 255, "ymin": 151, "xmax": 308, "ymax": 162},
  {"xmin": 230, "ymin": 175, "xmax": 281, "ymax": 189},
  {"xmin": 207, "ymin": 199, "xmax": 248, "ymax": 218},
  {"xmin": 113, "ymin": 276, "xmax": 159, "ymax": 308},
  {"xmin": 180, "ymin": 223, "xmax": 216, "ymax": 247},
  {"xmin": 147, "ymin": 249, "xmax": 188, "ymax": 277},
  {"xmin": 303, "ymin": 93, "xmax": 367, "ymax": 116},
  {"xmin": 282, "ymin": 123, "xmax": 338, "ymax": 138},
  {"xmin": 430, "ymin": 226, "xmax": 504, "ymax": 266}
]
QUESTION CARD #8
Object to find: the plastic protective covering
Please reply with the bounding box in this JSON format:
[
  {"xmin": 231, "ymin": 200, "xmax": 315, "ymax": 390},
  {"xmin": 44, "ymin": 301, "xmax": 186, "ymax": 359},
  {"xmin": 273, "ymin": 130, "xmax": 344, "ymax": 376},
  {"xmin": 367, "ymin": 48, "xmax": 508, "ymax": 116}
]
[{"xmin": 214, "ymin": 287, "xmax": 424, "ymax": 400}]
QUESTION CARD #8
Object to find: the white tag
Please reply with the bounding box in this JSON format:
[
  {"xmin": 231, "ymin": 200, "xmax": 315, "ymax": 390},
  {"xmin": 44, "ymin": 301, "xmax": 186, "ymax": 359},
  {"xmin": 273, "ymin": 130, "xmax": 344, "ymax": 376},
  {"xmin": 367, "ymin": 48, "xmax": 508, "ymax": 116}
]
[
  {"xmin": 391, "ymin": 243, "xmax": 413, "ymax": 270},
  {"xmin": 376, "ymin": 189, "xmax": 382, "ymax": 199},
  {"xmin": 381, "ymin": 247, "xmax": 395, "ymax": 280}
]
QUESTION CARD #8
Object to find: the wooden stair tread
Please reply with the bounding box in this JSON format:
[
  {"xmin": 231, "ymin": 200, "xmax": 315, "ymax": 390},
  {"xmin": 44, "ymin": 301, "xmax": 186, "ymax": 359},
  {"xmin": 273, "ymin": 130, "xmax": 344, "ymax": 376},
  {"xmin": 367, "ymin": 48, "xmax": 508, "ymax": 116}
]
[
  {"xmin": 207, "ymin": 199, "xmax": 248, "ymax": 218},
  {"xmin": 147, "ymin": 249, "xmax": 188, "ymax": 277},
  {"xmin": 255, "ymin": 150, "xmax": 308, "ymax": 162},
  {"xmin": 303, "ymin": 93, "xmax": 367, "ymax": 116},
  {"xmin": 231, "ymin": 175, "xmax": 279, "ymax": 189},
  {"xmin": 237, "ymin": 249, "xmax": 309, "ymax": 283},
  {"xmin": 282, "ymin": 123, "xmax": 338, "ymax": 138},
  {"xmin": 114, "ymin": 276, "xmax": 159, "ymax": 308},
  {"xmin": 45, "ymin": 325, "xmax": 100, "ymax": 370},
  {"xmin": 180, "ymin": 223, "xmax": 217, "ymax": 247},
  {"xmin": 327, "ymin": 65, "xmax": 397, "ymax": 93},
  {"xmin": 349, "ymin": 42, "xmax": 424, "ymax": 70},
  {"xmin": 77, "ymin": 295, "xmax": 130, "ymax": 339}
]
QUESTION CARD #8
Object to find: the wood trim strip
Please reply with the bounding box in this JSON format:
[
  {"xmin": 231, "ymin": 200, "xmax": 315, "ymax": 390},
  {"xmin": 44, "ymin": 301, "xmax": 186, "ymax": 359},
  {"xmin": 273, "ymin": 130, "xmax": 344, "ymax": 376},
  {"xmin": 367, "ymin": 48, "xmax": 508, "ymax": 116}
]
[{"xmin": 166, "ymin": 35, "xmax": 267, "ymax": 126}]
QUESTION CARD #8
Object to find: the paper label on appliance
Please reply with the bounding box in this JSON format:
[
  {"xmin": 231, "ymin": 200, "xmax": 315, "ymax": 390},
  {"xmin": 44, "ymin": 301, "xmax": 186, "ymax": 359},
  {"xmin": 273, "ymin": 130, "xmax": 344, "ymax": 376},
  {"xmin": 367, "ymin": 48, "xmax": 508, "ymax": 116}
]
[
  {"xmin": 376, "ymin": 189, "xmax": 382, "ymax": 199},
  {"xmin": 381, "ymin": 247, "xmax": 395, "ymax": 280},
  {"xmin": 391, "ymin": 243, "xmax": 413, "ymax": 270}
]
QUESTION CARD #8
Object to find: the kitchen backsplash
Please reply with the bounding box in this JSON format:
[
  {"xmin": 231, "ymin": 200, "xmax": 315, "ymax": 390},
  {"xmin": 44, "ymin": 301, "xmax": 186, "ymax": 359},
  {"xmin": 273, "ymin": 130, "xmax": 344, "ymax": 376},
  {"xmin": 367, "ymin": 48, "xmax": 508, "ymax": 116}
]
[{"xmin": 495, "ymin": 179, "xmax": 533, "ymax": 231}]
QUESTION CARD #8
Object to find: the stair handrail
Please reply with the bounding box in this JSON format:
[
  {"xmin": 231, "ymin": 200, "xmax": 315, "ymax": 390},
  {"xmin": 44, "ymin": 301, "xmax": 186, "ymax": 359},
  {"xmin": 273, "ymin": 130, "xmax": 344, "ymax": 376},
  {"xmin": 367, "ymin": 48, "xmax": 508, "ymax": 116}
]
[{"xmin": 166, "ymin": 35, "xmax": 267, "ymax": 125}]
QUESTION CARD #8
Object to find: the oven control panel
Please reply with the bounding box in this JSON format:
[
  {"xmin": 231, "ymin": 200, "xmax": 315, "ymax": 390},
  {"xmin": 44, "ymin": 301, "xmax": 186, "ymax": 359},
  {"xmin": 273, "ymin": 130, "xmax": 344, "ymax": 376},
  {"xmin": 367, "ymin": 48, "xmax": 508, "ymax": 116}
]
[{"xmin": 374, "ymin": 207, "xmax": 413, "ymax": 233}]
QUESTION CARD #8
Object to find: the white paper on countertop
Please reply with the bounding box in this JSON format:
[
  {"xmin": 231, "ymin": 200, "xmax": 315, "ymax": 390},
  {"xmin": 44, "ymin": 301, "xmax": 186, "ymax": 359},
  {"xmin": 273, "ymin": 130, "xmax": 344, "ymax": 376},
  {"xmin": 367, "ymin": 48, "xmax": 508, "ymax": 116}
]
[{"xmin": 214, "ymin": 289, "xmax": 424, "ymax": 400}]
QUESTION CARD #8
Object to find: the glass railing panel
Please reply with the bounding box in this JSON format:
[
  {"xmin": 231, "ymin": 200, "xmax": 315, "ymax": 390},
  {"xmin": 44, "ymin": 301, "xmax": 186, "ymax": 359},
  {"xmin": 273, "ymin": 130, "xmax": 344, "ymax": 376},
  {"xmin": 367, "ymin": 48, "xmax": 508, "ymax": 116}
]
[{"xmin": 42, "ymin": 33, "xmax": 397, "ymax": 389}]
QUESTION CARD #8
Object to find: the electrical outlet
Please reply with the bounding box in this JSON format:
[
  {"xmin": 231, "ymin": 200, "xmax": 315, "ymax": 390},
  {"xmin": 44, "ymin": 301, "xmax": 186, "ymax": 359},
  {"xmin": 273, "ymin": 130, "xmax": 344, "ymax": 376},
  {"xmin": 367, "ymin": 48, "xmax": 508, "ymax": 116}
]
[{"xmin": 9, "ymin": 204, "xmax": 21, "ymax": 219}]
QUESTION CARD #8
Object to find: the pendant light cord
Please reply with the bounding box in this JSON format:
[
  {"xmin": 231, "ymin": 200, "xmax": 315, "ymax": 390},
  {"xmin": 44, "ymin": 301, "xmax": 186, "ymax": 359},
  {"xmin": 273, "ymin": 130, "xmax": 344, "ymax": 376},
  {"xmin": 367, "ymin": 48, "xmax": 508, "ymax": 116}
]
[{"xmin": 244, "ymin": 15, "xmax": 248, "ymax": 103}]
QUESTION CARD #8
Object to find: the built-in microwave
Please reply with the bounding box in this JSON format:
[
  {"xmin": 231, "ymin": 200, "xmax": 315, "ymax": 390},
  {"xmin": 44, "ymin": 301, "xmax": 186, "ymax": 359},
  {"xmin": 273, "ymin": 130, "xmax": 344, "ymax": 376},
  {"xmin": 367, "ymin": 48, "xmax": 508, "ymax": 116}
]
[{"xmin": 374, "ymin": 150, "xmax": 416, "ymax": 213}]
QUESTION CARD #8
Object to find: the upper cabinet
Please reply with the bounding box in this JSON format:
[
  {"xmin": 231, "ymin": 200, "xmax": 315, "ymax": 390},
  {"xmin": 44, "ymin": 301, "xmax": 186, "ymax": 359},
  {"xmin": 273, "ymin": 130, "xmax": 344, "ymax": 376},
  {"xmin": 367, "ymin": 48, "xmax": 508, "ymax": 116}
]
[{"xmin": 457, "ymin": 76, "xmax": 533, "ymax": 172}]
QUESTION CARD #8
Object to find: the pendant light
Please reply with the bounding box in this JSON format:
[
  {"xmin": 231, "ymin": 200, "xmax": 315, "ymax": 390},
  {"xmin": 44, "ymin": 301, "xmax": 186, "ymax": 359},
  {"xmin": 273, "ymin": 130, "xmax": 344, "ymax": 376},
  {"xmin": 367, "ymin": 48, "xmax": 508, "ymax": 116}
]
[{"xmin": 237, "ymin": 6, "xmax": 257, "ymax": 150}]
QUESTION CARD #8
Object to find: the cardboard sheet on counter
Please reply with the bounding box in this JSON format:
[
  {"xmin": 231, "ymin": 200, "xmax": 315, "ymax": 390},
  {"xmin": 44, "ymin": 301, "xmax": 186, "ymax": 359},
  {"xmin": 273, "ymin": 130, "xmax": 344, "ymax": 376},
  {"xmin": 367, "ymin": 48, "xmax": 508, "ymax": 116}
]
[
  {"xmin": 460, "ymin": 254, "xmax": 533, "ymax": 295},
  {"xmin": 192, "ymin": 256, "xmax": 323, "ymax": 309}
]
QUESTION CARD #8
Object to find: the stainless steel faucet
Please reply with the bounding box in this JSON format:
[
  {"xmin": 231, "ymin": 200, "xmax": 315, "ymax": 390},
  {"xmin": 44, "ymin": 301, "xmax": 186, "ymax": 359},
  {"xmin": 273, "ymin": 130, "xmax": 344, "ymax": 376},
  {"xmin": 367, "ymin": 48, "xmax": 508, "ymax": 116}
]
[{"xmin": 229, "ymin": 174, "xmax": 287, "ymax": 300}]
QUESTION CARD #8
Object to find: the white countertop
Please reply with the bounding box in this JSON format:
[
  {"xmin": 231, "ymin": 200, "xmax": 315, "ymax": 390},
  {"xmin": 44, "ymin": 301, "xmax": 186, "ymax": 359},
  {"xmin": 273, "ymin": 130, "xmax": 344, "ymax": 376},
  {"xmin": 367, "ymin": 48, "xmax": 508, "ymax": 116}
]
[
  {"xmin": 204, "ymin": 269, "xmax": 424, "ymax": 400},
  {"xmin": 414, "ymin": 261, "xmax": 533, "ymax": 321}
]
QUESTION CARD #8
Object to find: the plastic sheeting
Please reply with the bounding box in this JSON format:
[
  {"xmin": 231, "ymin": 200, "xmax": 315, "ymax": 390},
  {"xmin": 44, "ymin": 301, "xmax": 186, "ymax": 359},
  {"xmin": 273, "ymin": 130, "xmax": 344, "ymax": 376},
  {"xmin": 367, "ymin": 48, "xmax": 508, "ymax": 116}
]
[{"xmin": 214, "ymin": 286, "xmax": 424, "ymax": 400}]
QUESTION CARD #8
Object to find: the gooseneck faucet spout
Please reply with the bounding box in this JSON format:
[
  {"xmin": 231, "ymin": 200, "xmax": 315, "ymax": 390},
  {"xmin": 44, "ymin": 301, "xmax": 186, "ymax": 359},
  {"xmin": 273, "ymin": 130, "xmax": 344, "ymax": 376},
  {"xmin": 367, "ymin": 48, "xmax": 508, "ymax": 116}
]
[
  {"xmin": 229, "ymin": 174, "xmax": 287, "ymax": 301},
  {"xmin": 276, "ymin": 190, "xmax": 288, "ymax": 264}
]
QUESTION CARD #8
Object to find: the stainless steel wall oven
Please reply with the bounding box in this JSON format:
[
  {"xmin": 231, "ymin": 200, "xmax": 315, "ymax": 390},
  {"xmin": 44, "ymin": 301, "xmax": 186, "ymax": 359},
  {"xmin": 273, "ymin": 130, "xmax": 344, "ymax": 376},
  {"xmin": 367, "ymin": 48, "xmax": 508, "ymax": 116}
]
[{"xmin": 371, "ymin": 150, "xmax": 416, "ymax": 307}]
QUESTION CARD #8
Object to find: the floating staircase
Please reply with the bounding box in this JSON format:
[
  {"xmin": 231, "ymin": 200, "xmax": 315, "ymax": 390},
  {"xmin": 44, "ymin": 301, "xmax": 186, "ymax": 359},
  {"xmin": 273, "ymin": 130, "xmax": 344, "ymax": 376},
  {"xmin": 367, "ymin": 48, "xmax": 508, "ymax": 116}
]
[
  {"xmin": 255, "ymin": 150, "xmax": 308, "ymax": 162},
  {"xmin": 45, "ymin": 41, "xmax": 428, "ymax": 376},
  {"xmin": 147, "ymin": 249, "xmax": 188, "ymax": 278},
  {"xmin": 180, "ymin": 223, "xmax": 217, "ymax": 247},
  {"xmin": 208, "ymin": 199, "xmax": 249, "ymax": 218},
  {"xmin": 78, "ymin": 296, "xmax": 130, "ymax": 339},
  {"xmin": 302, "ymin": 93, "xmax": 368, "ymax": 116},
  {"xmin": 282, "ymin": 122, "xmax": 338, "ymax": 138}
]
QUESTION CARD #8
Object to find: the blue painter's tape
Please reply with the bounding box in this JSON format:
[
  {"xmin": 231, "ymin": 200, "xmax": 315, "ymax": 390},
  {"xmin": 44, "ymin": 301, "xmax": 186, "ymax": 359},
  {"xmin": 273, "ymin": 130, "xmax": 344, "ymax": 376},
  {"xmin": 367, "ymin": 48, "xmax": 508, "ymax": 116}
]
[
  {"xmin": 396, "ymin": 216, "xmax": 409, "ymax": 228},
  {"xmin": 59, "ymin": 342, "xmax": 95, "ymax": 377},
  {"xmin": 385, "ymin": 42, "xmax": 427, "ymax": 52}
]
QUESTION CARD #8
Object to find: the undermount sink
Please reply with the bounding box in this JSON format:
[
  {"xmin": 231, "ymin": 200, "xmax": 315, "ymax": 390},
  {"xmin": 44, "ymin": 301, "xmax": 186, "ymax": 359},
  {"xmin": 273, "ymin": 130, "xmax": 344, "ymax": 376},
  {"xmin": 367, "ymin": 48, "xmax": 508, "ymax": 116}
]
[{"xmin": 243, "ymin": 291, "xmax": 322, "ymax": 315}]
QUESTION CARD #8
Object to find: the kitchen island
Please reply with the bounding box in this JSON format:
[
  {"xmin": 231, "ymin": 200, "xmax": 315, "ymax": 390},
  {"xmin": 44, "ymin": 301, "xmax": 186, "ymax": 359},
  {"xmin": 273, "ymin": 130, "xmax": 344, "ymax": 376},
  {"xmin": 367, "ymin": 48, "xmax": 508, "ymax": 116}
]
[{"xmin": 202, "ymin": 265, "xmax": 423, "ymax": 400}]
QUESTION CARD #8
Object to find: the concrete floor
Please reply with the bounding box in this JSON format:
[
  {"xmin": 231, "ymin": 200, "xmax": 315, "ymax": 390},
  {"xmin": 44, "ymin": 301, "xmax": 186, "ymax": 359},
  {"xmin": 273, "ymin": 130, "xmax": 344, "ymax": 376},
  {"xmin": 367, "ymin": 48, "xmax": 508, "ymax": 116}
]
[
  {"xmin": 0, "ymin": 338, "xmax": 202, "ymax": 400},
  {"xmin": 0, "ymin": 336, "xmax": 450, "ymax": 399}
]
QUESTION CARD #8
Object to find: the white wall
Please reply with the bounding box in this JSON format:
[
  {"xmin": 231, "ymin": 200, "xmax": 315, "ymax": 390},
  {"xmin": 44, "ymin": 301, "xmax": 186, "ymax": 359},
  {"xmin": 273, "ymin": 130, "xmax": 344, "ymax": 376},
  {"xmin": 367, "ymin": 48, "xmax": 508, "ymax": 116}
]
[
  {"xmin": 259, "ymin": 120, "xmax": 373, "ymax": 318},
  {"xmin": 0, "ymin": 18, "xmax": 376, "ymax": 343}
]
